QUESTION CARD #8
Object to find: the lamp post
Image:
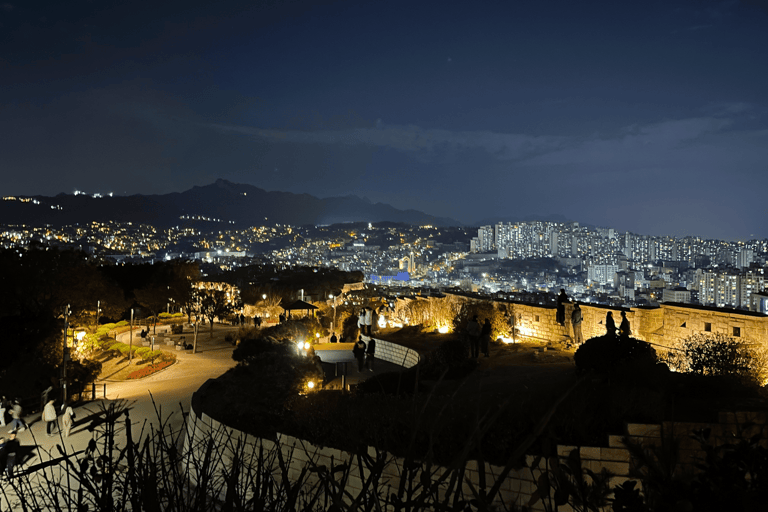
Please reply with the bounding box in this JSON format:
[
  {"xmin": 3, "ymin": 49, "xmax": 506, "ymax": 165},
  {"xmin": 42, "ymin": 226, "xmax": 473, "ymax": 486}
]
[
  {"xmin": 129, "ymin": 308, "xmax": 134, "ymax": 363},
  {"xmin": 329, "ymin": 294, "xmax": 336, "ymax": 333},
  {"xmin": 62, "ymin": 304, "xmax": 69, "ymax": 404}
]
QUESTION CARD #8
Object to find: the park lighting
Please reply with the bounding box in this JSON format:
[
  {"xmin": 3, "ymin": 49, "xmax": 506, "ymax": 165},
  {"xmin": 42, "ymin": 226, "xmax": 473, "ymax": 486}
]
[
  {"xmin": 306, "ymin": 380, "xmax": 316, "ymax": 390},
  {"xmin": 438, "ymin": 325, "xmax": 450, "ymax": 334},
  {"xmin": 303, "ymin": 341, "xmax": 311, "ymax": 350},
  {"xmin": 76, "ymin": 331, "xmax": 86, "ymax": 342}
]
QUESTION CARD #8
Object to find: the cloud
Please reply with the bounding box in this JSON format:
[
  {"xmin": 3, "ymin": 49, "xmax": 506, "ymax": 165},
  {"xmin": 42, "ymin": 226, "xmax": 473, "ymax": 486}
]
[
  {"xmin": 209, "ymin": 122, "xmax": 570, "ymax": 162},
  {"xmin": 210, "ymin": 109, "xmax": 768, "ymax": 177}
]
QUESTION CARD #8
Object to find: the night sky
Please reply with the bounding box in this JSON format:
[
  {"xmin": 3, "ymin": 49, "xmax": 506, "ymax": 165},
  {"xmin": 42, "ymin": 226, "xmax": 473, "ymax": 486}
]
[{"xmin": 2, "ymin": 0, "xmax": 767, "ymax": 241}]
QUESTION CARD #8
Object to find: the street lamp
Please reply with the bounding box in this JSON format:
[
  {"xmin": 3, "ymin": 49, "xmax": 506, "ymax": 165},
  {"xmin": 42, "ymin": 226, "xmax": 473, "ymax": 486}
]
[
  {"xmin": 329, "ymin": 294, "xmax": 336, "ymax": 333},
  {"xmin": 62, "ymin": 304, "xmax": 70, "ymax": 404}
]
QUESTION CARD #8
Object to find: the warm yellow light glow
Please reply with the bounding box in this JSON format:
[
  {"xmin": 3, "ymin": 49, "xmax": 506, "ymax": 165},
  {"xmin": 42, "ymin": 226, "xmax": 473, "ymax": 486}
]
[
  {"xmin": 76, "ymin": 331, "xmax": 87, "ymax": 341},
  {"xmin": 500, "ymin": 336, "xmax": 514, "ymax": 344},
  {"xmin": 307, "ymin": 380, "xmax": 315, "ymax": 389},
  {"xmin": 378, "ymin": 316, "xmax": 387, "ymax": 329},
  {"xmin": 303, "ymin": 341, "xmax": 311, "ymax": 350},
  {"xmin": 438, "ymin": 325, "xmax": 450, "ymax": 334}
]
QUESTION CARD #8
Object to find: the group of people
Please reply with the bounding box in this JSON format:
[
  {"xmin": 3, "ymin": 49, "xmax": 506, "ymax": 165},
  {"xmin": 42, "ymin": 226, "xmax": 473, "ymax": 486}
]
[
  {"xmin": 466, "ymin": 316, "xmax": 492, "ymax": 358},
  {"xmin": 605, "ymin": 311, "xmax": 632, "ymax": 338},
  {"xmin": 357, "ymin": 307, "xmax": 374, "ymax": 335},
  {"xmin": 0, "ymin": 396, "xmax": 76, "ymax": 479},
  {"xmin": 352, "ymin": 335, "xmax": 376, "ymax": 372},
  {"xmin": 557, "ymin": 289, "xmax": 632, "ymax": 344}
]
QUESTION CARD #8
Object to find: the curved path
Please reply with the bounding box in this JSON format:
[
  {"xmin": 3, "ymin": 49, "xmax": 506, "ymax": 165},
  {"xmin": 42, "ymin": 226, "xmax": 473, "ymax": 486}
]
[{"xmin": 4, "ymin": 325, "xmax": 240, "ymax": 492}]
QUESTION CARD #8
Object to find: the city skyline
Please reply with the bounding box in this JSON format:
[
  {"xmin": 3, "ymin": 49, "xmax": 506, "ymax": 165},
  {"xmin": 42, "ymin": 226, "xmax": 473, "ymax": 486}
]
[{"xmin": 2, "ymin": 0, "xmax": 768, "ymax": 241}]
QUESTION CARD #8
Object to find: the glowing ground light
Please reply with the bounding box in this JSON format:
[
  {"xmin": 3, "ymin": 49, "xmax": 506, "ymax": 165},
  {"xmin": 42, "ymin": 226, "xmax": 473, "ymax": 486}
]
[
  {"xmin": 438, "ymin": 326, "xmax": 450, "ymax": 334},
  {"xmin": 307, "ymin": 380, "xmax": 315, "ymax": 390}
]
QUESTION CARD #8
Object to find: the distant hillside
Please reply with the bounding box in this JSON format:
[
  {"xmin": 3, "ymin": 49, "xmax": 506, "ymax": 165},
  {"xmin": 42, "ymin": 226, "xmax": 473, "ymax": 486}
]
[{"xmin": 0, "ymin": 179, "xmax": 459, "ymax": 229}]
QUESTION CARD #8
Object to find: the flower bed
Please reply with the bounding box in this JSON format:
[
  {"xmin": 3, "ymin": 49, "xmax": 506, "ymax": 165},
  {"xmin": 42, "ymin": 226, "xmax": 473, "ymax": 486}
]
[{"xmin": 127, "ymin": 360, "xmax": 174, "ymax": 380}]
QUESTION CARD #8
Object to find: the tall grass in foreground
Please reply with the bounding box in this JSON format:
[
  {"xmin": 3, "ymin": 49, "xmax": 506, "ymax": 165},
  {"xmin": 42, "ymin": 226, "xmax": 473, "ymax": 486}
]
[{"xmin": 2, "ymin": 382, "xmax": 583, "ymax": 511}]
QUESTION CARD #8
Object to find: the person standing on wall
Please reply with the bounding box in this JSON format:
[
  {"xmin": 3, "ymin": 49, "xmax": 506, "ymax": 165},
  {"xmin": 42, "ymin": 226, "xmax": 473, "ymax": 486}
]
[
  {"xmin": 619, "ymin": 311, "xmax": 631, "ymax": 339},
  {"xmin": 571, "ymin": 303, "xmax": 584, "ymax": 345},
  {"xmin": 605, "ymin": 312, "xmax": 617, "ymax": 337}
]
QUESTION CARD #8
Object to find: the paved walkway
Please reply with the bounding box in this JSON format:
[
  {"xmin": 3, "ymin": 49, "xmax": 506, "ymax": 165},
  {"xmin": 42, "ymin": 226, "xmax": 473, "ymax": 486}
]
[{"xmin": 1, "ymin": 326, "xmax": 408, "ymax": 509}]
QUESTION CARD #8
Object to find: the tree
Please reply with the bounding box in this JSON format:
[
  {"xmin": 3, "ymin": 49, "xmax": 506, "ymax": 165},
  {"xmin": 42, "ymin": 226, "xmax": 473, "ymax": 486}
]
[
  {"xmin": 199, "ymin": 289, "xmax": 236, "ymax": 337},
  {"xmin": 167, "ymin": 261, "xmax": 200, "ymax": 323},
  {"xmin": 134, "ymin": 283, "xmax": 172, "ymax": 334}
]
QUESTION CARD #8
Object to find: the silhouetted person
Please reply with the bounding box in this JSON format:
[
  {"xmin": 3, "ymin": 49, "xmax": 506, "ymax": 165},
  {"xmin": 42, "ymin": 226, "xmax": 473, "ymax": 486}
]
[
  {"xmin": 619, "ymin": 311, "xmax": 631, "ymax": 339},
  {"xmin": 4, "ymin": 432, "xmax": 19, "ymax": 478},
  {"xmin": 481, "ymin": 318, "xmax": 492, "ymax": 357},
  {"xmin": 467, "ymin": 315, "xmax": 481, "ymax": 358},
  {"xmin": 605, "ymin": 312, "xmax": 617, "ymax": 337},
  {"xmin": 330, "ymin": 332, "xmax": 338, "ymax": 343},
  {"xmin": 556, "ymin": 289, "xmax": 568, "ymax": 326},
  {"xmin": 365, "ymin": 336, "xmax": 376, "ymax": 371},
  {"xmin": 353, "ymin": 336, "xmax": 366, "ymax": 372},
  {"xmin": 571, "ymin": 303, "xmax": 584, "ymax": 345}
]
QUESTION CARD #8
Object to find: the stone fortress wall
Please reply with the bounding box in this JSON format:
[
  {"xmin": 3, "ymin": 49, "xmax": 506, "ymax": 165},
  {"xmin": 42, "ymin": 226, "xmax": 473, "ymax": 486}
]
[
  {"xmin": 185, "ymin": 295, "xmax": 768, "ymax": 509},
  {"xmin": 439, "ymin": 292, "xmax": 768, "ymax": 354}
]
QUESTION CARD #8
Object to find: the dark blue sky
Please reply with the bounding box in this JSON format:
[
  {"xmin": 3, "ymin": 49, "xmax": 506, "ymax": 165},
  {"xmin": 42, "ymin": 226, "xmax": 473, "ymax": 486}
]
[{"xmin": 2, "ymin": 0, "xmax": 767, "ymax": 240}]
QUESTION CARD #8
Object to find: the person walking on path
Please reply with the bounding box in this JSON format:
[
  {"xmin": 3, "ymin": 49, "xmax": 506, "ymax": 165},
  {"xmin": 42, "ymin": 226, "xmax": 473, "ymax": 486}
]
[
  {"xmin": 0, "ymin": 396, "xmax": 7, "ymax": 427},
  {"xmin": 605, "ymin": 312, "xmax": 617, "ymax": 337},
  {"xmin": 619, "ymin": 311, "xmax": 631, "ymax": 339},
  {"xmin": 467, "ymin": 315, "xmax": 481, "ymax": 359},
  {"xmin": 43, "ymin": 399, "xmax": 58, "ymax": 437},
  {"xmin": 3, "ymin": 432, "xmax": 19, "ymax": 478},
  {"xmin": 365, "ymin": 336, "xmax": 376, "ymax": 371},
  {"xmin": 556, "ymin": 289, "xmax": 569, "ymax": 326},
  {"xmin": 480, "ymin": 318, "xmax": 492, "ymax": 357},
  {"xmin": 571, "ymin": 303, "xmax": 584, "ymax": 345},
  {"xmin": 7, "ymin": 400, "xmax": 27, "ymax": 433},
  {"xmin": 61, "ymin": 405, "xmax": 76, "ymax": 437},
  {"xmin": 353, "ymin": 336, "xmax": 367, "ymax": 372}
]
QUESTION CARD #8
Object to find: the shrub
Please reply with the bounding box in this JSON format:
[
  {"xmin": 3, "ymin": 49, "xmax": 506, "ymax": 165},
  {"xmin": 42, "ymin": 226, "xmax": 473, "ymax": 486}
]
[
  {"xmin": 107, "ymin": 342, "xmax": 126, "ymax": 355},
  {"xmin": 135, "ymin": 347, "xmax": 150, "ymax": 359},
  {"xmin": 146, "ymin": 350, "xmax": 164, "ymax": 361},
  {"xmin": 574, "ymin": 335, "xmax": 657, "ymax": 374},
  {"xmin": 665, "ymin": 332, "xmax": 766, "ymax": 385},
  {"xmin": 419, "ymin": 336, "xmax": 474, "ymax": 380}
]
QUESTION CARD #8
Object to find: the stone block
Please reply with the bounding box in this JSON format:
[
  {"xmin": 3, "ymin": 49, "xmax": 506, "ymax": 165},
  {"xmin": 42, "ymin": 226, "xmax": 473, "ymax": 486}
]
[
  {"xmin": 601, "ymin": 447, "xmax": 630, "ymax": 462},
  {"xmin": 608, "ymin": 435, "xmax": 626, "ymax": 448},
  {"xmin": 626, "ymin": 423, "xmax": 661, "ymax": 437},
  {"xmin": 600, "ymin": 461, "xmax": 630, "ymax": 476},
  {"xmin": 579, "ymin": 446, "xmax": 601, "ymax": 460}
]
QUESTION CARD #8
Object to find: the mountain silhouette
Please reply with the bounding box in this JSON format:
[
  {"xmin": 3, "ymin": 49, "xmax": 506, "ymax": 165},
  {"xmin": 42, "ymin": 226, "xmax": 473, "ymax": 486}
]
[{"xmin": 1, "ymin": 179, "xmax": 459, "ymax": 228}]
